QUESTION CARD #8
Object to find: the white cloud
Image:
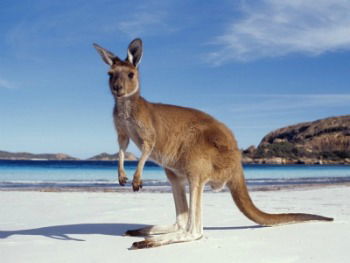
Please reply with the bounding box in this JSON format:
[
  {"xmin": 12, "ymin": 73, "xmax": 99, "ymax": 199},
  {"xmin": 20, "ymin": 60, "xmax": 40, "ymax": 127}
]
[
  {"xmin": 0, "ymin": 77, "xmax": 16, "ymax": 89},
  {"xmin": 226, "ymin": 94, "xmax": 350, "ymax": 117},
  {"xmin": 116, "ymin": 11, "xmax": 169, "ymax": 37},
  {"xmin": 208, "ymin": 0, "xmax": 350, "ymax": 64},
  {"xmin": 194, "ymin": 93, "xmax": 350, "ymax": 120}
]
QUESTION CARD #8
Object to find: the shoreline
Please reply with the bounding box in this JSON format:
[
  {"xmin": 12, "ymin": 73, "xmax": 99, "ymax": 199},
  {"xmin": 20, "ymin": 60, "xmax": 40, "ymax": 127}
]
[
  {"xmin": 1, "ymin": 181, "xmax": 349, "ymax": 193},
  {"xmin": 1, "ymin": 159, "xmax": 350, "ymax": 165}
]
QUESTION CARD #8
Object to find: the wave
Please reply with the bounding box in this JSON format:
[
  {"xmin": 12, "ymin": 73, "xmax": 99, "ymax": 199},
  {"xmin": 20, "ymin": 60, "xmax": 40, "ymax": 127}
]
[
  {"xmin": 1, "ymin": 176, "xmax": 349, "ymax": 192},
  {"xmin": 247, "ymin": 176, "xmax": 350, "ymax": 185}
]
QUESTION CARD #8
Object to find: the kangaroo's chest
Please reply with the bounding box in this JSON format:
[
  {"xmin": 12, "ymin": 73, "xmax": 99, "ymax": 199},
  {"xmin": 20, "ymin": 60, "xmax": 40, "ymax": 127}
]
[
  {"xmin": 119, "ymin": 117, "xmax": 143, "ymax": 147},
  {"xmin": 115, "ymin": 102, "xmax": 143, "ymax": 147}
]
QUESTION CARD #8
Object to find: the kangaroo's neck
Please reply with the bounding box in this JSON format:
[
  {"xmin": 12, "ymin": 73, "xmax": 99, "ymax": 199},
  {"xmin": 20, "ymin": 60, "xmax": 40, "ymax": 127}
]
[{"xmin": 114, "ymin": 94, "xmax": 148, "ymax": 119}]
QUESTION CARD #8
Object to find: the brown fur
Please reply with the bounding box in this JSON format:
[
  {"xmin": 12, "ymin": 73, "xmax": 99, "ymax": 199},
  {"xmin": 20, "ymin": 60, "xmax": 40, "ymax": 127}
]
[{"xmin": 94, "ymin": 39, "xmax": 333, "ymax": 249}]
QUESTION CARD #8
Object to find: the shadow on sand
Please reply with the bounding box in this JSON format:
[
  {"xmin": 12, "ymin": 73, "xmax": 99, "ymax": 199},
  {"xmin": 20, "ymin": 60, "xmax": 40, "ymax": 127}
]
[
  {"xmin": 0, "ymin": 223, "xmax": 266, "ymax": 241},
  {"xmin": 204, "ymin": 225, "xmax": 267, "ymax": 231},
  {"xmin": 0, "ymin": 223, "xmax": 148, "ymax": 241}
]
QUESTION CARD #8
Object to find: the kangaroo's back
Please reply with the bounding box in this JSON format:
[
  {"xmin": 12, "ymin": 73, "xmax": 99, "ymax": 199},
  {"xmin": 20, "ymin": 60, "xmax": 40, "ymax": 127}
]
[{"xmin": 143, "ymin": 101, "xmax": 238, "ymax": 170}]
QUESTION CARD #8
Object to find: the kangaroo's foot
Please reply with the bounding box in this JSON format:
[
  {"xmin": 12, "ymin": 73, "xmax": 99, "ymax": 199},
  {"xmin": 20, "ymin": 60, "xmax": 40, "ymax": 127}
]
[
  {"xmin": 125, "ymin": 223, "xmax": 183, "ymax": 237},
  {"xmin": 130, "ymin": 231, "xmax": 203, "ymax": 249},
  {"xmin": 118, "ymin": 170, "xmax": 128, "ymax": 186},
  {"xmin": 132, "ymin": 172, "xmax": 143, "ymax": 191}
]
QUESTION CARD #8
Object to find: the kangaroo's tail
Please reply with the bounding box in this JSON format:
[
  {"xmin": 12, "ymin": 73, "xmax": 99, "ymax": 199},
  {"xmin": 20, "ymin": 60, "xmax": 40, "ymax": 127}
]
[{"xmin": 226, "ymin": 168, "xmax": 333, "ymax": 226}]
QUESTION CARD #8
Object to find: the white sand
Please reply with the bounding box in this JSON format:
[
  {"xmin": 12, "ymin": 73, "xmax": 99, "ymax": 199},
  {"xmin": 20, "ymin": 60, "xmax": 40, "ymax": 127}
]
[{"xmin": 0, "ymin": 186, "xmax": 349, "ymax": 263}]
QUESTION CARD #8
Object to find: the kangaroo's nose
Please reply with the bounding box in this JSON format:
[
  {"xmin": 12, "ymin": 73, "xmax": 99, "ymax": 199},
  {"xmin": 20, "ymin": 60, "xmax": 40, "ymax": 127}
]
[{"xmin": 115, "ymin": 85, "xmax": 123, "ymax": 92}]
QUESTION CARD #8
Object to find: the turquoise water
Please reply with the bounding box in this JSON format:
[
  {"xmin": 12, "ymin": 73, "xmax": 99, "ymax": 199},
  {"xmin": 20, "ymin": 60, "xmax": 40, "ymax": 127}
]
[
  {"xmin": 0, "ymin": 160, "xmax": 349, "ymax": 190},
  {"xmin": 244, "ymin": 165, "xmax": 350, "ymax": 179},
  {"xmin": 0, "ymin": 161, "xmax": 162, "ymax": 182}
]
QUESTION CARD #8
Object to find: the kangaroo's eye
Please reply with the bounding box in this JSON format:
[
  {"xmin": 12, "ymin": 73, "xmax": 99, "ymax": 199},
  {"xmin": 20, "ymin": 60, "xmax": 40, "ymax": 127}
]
[
  {"xmin": 108, "ymin": 72, "xmax": 113, "ymax": 78},
  {"xmin": 128, "ymin": 72, "xmax": 134, "ymax": 79}
]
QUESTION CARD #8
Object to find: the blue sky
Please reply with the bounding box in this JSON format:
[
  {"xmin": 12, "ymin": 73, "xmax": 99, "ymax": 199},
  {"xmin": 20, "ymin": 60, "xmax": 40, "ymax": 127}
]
[{"xmin": 0, "ymin": 0, "xmax": 349, "ymax": 158}]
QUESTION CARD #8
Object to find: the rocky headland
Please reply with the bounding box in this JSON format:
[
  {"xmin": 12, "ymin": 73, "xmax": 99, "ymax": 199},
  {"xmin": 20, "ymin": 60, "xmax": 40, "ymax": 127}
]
[{"xmin": 242, "ymin": 115, "xmax": 350, "ymax": 165}]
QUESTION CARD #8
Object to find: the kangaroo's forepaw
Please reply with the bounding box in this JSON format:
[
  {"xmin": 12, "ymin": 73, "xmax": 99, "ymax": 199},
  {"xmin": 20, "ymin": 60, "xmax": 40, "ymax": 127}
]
[
  {"xmin": 132, "ymin": 179, "xmax": 143, "ymax": 191},
  {"xmin": 131, "ymin": 240, "xmax": 159, "ymax": 250},
  {"xmin": 118, "ymin": 174, "xmax": 128, "ymax": 186}
]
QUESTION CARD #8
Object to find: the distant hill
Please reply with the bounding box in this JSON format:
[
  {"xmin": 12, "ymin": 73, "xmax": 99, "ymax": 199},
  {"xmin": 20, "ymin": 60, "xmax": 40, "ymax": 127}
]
[
  {"xmin": 243, "ymin": 115, "xmax": 350, "ymax": 164},
  {"xmin": 88, "ymin": 152, "xmax": 138, "ymax": 161},
  {"xmin": 0, "ymin": 151, "xmax": 77, "ymax": 161},
  {"xmin": 0, "ymin": 150, "xmax": 138, "ymax": 161}
]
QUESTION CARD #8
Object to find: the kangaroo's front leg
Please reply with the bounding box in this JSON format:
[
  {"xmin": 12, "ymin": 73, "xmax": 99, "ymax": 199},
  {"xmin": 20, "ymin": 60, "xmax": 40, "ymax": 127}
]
[
  {"xmin": 132, "ymin": 141, "xmax": 153, "ymax": 191},
  {"xmin": 118, "ymin": 133, "xmax": 129, "ymax": 186}
]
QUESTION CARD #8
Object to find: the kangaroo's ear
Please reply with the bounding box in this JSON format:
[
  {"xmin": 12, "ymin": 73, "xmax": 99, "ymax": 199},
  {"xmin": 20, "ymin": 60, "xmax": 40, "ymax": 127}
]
[
  {"xmin": 93, "ymin": 43, "xmax": 116, "ymax": 66},
  {"xmin": 127, "ymin": 38, "xmax": 143, "ymax": 67}
]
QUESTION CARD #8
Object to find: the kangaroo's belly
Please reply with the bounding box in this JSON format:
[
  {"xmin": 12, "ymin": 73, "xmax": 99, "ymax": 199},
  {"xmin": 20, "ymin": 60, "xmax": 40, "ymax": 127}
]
[{"xmin": 149, "ymin": 149, "xmax": 176, "ymax": 168}]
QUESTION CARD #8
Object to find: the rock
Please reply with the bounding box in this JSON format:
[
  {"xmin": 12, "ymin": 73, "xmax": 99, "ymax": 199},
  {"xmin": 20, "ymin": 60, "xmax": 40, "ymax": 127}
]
[{"xmin": 242, "ymin": 145, "xmax": 257, "ymax": 158}]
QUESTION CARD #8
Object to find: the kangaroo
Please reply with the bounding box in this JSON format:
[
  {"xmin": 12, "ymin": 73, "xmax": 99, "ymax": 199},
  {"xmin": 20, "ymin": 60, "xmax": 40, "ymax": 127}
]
[{"xmin": 93, "ymin": 38, "xmax": 333, "ymax": 249}]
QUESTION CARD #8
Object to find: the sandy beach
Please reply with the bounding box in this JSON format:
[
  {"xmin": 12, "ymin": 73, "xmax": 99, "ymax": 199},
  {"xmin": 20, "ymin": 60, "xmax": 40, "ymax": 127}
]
[{"xmin": 0, "ymin": 186, "xmax": 349, "ymax": 263}]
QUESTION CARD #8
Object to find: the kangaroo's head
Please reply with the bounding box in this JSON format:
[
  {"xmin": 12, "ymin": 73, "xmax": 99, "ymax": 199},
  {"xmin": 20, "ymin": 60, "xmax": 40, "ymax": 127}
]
[{"xmin": 93, "ymin": 39, "xmax": 143, "ymax": 99}]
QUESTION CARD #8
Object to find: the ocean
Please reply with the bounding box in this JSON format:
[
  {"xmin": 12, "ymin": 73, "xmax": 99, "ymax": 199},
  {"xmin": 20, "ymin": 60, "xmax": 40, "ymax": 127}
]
[{"xmin": 0, "ymin": 160, "xmax": 350, "ymax": 191}]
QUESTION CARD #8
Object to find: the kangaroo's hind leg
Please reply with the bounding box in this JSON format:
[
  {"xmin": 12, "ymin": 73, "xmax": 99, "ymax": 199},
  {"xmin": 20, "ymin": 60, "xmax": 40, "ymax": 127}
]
[
  {"xmin": 125, "ymin": 169, "xmax": 188, "ymax": 236},
  {"xmin": 131, "ymin": 172, "xmax": 205, "ymax": 249}
]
